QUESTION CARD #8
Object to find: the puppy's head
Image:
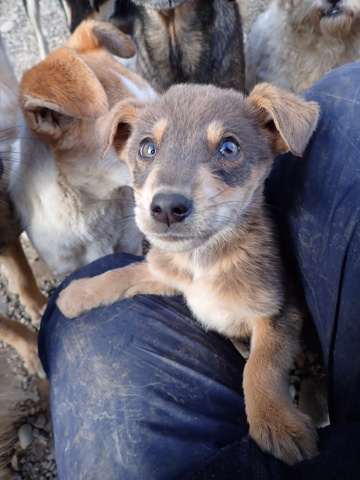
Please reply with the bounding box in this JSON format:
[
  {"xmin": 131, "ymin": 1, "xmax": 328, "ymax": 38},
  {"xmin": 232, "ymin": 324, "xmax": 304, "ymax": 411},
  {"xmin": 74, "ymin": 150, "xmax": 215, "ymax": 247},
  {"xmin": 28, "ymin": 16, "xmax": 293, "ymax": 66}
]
[
  {"xmin": 19, "ymin": 20, "xmax": 153, "ymax": 159},
  {"xmin": 280, "ymin": 0, "xmax": 360, "ymax": 38},
  {"xmin": 101, "ymin": 83, "xmax": 319, "ymax": 252}
]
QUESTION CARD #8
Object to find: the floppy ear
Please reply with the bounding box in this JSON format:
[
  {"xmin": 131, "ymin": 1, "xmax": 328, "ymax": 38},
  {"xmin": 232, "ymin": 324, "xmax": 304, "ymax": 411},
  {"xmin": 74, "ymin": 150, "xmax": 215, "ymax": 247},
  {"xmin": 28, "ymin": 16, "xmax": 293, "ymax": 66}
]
[
  {"xmin": 20, "ymin": 48, "xmax": 109, "ymax": 138},
  {"xmin": 248, "ymin": 83, "xmax": 320, "ymax": 156},
  {"xmin": 66, "ymin": 20, "xmax": 136, "ymax": 59},
  {"xmin": 98, "ymin": 98, "xmax": 146, "ymax": 160}
]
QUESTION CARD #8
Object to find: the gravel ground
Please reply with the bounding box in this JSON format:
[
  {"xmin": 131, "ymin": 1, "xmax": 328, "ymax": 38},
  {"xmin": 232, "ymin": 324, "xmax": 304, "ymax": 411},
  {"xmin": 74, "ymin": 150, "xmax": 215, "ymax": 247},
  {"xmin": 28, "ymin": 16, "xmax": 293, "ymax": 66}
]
[{"xmin": 0, "ymin": 1, "xmax": 269, "ymax": 478}]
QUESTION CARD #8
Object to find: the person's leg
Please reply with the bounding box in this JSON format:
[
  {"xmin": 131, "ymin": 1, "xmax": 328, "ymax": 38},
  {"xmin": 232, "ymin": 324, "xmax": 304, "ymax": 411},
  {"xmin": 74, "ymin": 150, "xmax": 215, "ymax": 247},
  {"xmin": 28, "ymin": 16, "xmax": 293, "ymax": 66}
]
[
  {"xmin": 188, "ymin": 61, "xmax": 360, "ymax": 480},
  {"xmin": 39, "ymin": 254, "xmax": 248, "ymax": 480},
  {"xmin": 266, "ymin": 62, "xmax": 360, "ymax": 423}
]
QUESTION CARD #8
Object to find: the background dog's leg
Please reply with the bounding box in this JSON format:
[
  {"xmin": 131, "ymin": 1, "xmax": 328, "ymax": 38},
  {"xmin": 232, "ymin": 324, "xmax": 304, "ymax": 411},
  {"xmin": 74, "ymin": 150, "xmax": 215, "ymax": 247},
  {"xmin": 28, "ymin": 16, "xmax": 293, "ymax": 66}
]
[
  {"xmin": 23, "ymin": 0, "xmax": 48, "ymax": 59},
  {"xmin": 0, "ymin": 238, "xmax": 47, "ymax": 325},
  {"xmin": 0, "ymin": 314, "xmax": 44, "ymax": 377},
  {"xmin": 243, "ymin": 316, "xmax": 318, "ymax": 464}
]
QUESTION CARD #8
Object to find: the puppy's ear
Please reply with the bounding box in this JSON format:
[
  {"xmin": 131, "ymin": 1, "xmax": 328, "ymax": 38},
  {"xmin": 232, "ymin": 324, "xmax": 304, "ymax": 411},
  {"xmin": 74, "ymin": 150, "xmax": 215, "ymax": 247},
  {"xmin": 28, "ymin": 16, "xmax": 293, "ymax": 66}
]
[
  {"xmin": 20, "ymin": 48, "xmax": 108, "ymax": 138},
  {"xmin": 249, "ymin": 83, "xmax": 320, "ymax": 156},
  {"xmin": 66, "ymin": 20, "xmax": 136, "ymax": 59},
  {"xmin": 98, "ymin": 98, "xmax": 146, "ymax": 160}
]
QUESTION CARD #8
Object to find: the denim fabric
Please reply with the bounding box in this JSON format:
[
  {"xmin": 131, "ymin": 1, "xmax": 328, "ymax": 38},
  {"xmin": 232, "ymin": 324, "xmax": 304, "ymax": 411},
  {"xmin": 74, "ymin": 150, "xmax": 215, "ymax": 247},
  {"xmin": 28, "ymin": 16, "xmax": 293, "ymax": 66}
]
[
  {"xmin": 267, "ymin": 62, "xmax": 360, "ymax": 424},
  {"xmin": 39, "ymin": 254, "xmax": 247, "ymax": 480}
]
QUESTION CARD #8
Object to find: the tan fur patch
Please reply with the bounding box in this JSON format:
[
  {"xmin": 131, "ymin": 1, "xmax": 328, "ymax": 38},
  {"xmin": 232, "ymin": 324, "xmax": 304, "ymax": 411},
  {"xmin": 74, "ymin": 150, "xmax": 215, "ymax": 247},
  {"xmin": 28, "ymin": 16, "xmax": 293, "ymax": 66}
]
[
  {"xmin": 206, "ymin": 121, "xmax": 225, "ymax": 152},
  {"xmin": 152, "ymin": 119, "xmax": 168, "ymax": 145}
]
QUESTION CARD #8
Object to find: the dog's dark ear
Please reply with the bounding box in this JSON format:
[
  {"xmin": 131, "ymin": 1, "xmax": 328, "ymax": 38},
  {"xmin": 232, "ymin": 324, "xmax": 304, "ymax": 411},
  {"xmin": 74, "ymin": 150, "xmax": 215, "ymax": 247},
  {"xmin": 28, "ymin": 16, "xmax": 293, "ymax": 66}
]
[
  {"xmin": 66, "ymin": 20, "xmax": 136, "ymax": 59},
  {"xmin": 249, "ymin": 83, "xmax": 320, "ymax": 156},
  {"xmin": 20, "ymin": 48, "xmax": 108, "ymax": 138},
  {"xmin": 98, "ymin": 98, "xmax": 146, "ymax": 160}
]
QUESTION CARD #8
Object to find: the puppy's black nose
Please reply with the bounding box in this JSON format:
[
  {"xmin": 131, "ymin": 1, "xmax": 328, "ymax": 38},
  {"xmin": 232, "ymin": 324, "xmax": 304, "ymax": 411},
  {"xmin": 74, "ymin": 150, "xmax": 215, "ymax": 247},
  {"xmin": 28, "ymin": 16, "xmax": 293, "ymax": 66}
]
[
  {"xmin": 328, "ymin": 0, "xmax": 340, "ymax": 5},
  {"xmin": 151, "ymin": 193, "xmax": 192, "ymax": 226}
]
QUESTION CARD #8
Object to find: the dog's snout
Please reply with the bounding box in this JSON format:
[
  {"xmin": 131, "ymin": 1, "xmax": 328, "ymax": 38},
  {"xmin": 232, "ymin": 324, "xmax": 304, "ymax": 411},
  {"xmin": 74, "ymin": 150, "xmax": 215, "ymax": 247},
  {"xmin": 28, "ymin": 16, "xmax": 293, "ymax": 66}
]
[
  {"xmin": 328, "ymin": 0, "xmax": 340, "ymax": 5},
  {"xmin": 151, "ymin": 193, "xmax": 192, "ymax": 226}
]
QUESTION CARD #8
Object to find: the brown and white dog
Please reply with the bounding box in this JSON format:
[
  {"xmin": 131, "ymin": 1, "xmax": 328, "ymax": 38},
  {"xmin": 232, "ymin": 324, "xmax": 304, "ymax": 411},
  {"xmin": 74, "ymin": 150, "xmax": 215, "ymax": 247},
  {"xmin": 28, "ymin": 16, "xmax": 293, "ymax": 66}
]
[
  {"xmin": 0, "ymin": 39, "xmax": 45, "ymax": 376},
  {"xmin": 57, "ymin": 82, "xmax": 320, "ymax": 464},
  {"xmin": 8, "ymin": 20, "xmax": 156, "ymax": 277},
  {"xmin": 131, "ymin": 0, "xmax": 245, "ymax": 92},
  {"xmin": 246, "ymin": 0, "xmax": 360, "ymax": 94}
]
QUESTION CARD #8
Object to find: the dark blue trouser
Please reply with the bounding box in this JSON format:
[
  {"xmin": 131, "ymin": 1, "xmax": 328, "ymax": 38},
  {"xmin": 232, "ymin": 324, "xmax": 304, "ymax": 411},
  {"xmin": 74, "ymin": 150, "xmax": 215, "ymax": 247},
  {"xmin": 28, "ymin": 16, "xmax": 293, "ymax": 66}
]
[{"xmin": 39, "ymin": 63, "xmax": 360, "ymax": 479}]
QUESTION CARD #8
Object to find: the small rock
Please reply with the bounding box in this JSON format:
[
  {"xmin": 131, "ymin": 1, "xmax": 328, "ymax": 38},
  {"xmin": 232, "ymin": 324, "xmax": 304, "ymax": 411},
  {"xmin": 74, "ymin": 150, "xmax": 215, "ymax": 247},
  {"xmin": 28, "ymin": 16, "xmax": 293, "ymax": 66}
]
[
  {"xmin": 36, "ymin": 432, "xmax": 49, "ymax": 445},
  {"xmin": 44, "ymin": 418, "xmax": 53, "ymax": 433},
  {"xmin": 18, "ymin": 423, "xmax": 33, "ymax": 449},
  {"xmin": 289, "ymin": 384, "xmax": 296, "ymax": 401},
  {"xmin": 34, "ymin": 414, "xmax": 47, "ymax": 429},
  {"xmin": 33, "ymin": 443, "xmax": 46, "ymax": 461},
  {"xmin": 11, "ymin": 454, "xmax": 19, "ymax": 471},
  {"xmin": 0, "ymin": 20, "xmax": 15, "ymax": 33}
]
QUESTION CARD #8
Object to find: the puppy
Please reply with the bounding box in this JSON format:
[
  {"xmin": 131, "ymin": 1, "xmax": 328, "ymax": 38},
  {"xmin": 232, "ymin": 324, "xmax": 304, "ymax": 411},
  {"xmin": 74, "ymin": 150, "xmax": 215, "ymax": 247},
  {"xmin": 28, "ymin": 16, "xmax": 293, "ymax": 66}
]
[
  {"xmin": 0, "ymin": 40, "xmax": 45, "ymax": 376},
  {"xmin": 8, "ymin": 20, "xmax": 156, "ymax": 276},
  {"xmin": 131, "ymin": 0, "xmax": 245, "ymax": 92},
  {"xmin": 246, "ymin": 0, "xmax": 360, "ymax": 94},
  {"xmin": 57, "ymin": 82, "xmax": 320, "ymax": 464}
]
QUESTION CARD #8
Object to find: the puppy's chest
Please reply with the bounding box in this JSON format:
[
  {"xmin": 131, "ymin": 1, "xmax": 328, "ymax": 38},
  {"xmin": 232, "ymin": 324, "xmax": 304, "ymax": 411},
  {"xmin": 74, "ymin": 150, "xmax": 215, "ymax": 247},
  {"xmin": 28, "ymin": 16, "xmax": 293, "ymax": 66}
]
[{"xmin": 151, "ymin": 254, "xmax": 258, "ymax": 338}]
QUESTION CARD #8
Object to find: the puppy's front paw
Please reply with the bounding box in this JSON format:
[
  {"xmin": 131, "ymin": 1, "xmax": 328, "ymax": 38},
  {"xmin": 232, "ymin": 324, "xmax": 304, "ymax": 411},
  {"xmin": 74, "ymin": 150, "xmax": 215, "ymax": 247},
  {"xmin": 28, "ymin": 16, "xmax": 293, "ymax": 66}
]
[
  {"xmin": 249, "ymin": 405, "xmax": 318, "ymax": 465},
  {"xmin": 57, "ymin": 278, "xmax": 102, "ymax": 318}
]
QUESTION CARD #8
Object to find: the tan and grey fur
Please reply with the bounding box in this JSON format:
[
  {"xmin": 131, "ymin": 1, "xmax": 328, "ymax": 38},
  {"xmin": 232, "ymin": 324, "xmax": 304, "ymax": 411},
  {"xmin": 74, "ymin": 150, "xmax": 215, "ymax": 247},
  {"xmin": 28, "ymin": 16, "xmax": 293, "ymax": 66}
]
[
  {"xmin": 131, "ymin": 0, "xmax": 245, "ymax": 92},
  {"xmin": 58, "ymin": 82, "xmax": 319, "ymax": 464},
  {"xmin": 246, "ymin": 0, "xmax": 360, "ymax": 94},
  {"xmin": 0, "ymin": 39, "xmax": 45, "ymax": 377}
]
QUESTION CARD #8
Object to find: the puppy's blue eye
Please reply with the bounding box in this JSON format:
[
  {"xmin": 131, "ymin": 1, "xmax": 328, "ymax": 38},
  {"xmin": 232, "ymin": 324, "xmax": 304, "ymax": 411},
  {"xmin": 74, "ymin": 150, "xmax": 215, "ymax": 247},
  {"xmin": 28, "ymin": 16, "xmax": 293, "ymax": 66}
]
[
  {"xmin": 217, "ymin": 138, "xmax": 241, "ymax": 160},
  {"xmin": 139, "ymin": 139, "xmax": 156, "ymax": 159}
]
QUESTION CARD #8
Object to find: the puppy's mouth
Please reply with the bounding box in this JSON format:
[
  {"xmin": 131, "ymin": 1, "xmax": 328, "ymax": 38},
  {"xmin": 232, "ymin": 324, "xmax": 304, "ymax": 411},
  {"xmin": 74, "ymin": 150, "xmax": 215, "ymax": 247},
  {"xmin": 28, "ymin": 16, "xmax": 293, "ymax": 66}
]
[
  {"xmin": 323, "ymin": 6, "xmax": 342, "ymax": 17},
  {"xmin": 321, "ymin": 4, "xmax": 345, "ymax": 18},
  {"xmin": 138, "ymin": 216, "xmax": 214, "ymax": 250}
]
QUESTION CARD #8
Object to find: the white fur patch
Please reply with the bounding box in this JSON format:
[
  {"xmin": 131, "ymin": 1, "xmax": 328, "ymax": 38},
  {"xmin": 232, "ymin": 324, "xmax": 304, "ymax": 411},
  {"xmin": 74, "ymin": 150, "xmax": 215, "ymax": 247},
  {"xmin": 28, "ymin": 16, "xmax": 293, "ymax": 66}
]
[{"xmin": 117, "ymin": 72, "xmax": 157, "ymax": 101}]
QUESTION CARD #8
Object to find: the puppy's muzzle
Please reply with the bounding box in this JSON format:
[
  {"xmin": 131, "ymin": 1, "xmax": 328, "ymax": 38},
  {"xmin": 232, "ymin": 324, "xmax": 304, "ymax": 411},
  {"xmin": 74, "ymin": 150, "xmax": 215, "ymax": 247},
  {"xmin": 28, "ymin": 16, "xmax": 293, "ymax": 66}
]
[
  {"xmin": 325, "ymin": 0, "xmax": 342, "ymax": 16},
  {"xmin": 150, "ymin": 193, "xmax": 192, "ymax": 226}
]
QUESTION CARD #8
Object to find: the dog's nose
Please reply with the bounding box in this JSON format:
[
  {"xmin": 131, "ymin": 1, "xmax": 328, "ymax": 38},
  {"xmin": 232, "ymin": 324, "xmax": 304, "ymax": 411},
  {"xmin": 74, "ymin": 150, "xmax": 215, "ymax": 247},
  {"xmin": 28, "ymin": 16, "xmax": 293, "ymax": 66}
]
[
  {"xmin": 328, "ymin": 0, "xmax": 340, "ymax": 5},
  {"xmin": 151, "ymin": 193, "xmax": 192, "ymax": 226}
]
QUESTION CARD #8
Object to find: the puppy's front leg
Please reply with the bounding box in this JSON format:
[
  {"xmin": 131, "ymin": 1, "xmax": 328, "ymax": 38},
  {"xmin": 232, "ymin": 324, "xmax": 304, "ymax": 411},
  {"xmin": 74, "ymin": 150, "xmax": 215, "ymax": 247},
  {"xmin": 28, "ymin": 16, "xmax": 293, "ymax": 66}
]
[
  {"xmin": 243, "ymin": 316, "xmax": 318, "ymax": 464},
  {"xmin": 57, "ymin": 261, "xmax": 177, "ymax": 319}
]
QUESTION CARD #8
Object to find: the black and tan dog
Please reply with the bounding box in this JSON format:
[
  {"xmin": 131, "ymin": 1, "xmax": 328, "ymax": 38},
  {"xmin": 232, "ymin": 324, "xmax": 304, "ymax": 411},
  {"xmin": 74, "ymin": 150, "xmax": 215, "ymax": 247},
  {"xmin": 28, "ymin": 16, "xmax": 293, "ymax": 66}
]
[
  {"xmin": 131, "ymin": 0, "xmax": 245, "ymax": 92},
  {"xmin": 58, "ymin": 82, "xmax": 319, "ymax": 464}
]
